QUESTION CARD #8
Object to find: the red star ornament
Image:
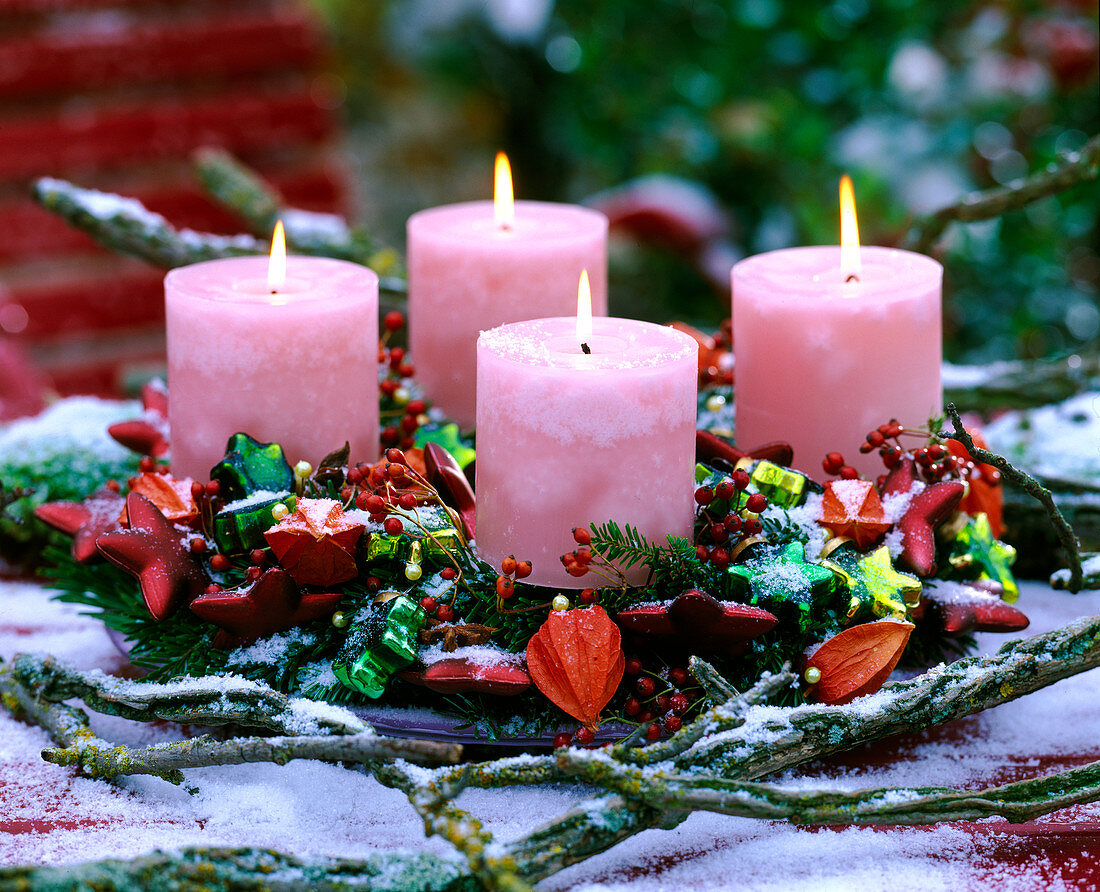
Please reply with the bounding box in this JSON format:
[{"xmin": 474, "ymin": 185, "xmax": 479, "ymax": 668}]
[
  {"xmin": 399, "ymin": 657, "xmax": 532, "ymax": 695},
  {"xmin": 616, "ymin": 589, "xmax": 777, "ymax": 654},
  {"xmin": 264, "ymin": 498, "xmax": 364, "ymax": 587},
  {"xmin": 108, "ymin": 381, "xmax": 170, "ymax": 457},
  {"xmin": 96, "ymin": 493, "xmax": 208, "ymax": 620},
  {"xmin": 881, "ymin": 458, "xmax": 964, "ymax": 577},
  {"xmin": 819, "ymin": 479, "xmax": 890, "ymax": 549},
  {"xmin": 34, "ymin": 488, "xmax": 124, "ymax": 563},
  {"xmin": 122, "ymin": 472, "xmax": 198, "ymax": 525},
  {"xmin": 190, "ymin": 567, "xmax": 344, "ymax": 648}
]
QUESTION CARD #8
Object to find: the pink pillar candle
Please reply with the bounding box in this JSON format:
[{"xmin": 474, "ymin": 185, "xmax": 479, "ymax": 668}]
[
  {"xmin": 476, "ymin": 317, "xmax": 697, "ymax": 588},
  {"xmin": 407, "ymin": 200, "xmax": 608, "ymax": 430},
  {"xmin": 732, "ymin": 246, "xmax": 942, "ymax": 481},
  {"xmin": 166, "ymin": 255, "xmax": 379, "ymax": 482}
]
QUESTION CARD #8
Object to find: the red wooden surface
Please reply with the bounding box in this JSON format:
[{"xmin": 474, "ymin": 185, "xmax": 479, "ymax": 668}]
[{"xmin": 0, "ymin": 0, "xmax": 352, "ymax": 402}]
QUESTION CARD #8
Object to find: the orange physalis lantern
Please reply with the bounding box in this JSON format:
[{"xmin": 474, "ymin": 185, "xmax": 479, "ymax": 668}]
[{"xmin": 805, "ymin": 619, "xmax": 914, "ymax": 705}]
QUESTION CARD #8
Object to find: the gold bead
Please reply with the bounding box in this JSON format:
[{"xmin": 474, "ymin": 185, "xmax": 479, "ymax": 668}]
[
  {"xmin": 394, "ymin": 387, "xmax": 411, "ymax": 405},
  {"xmin": 416, "ymin": 413, "xmax": 431, "ymax": 426},
  {"xmin": 271, "ymin": 503, "xmax": 290, "ymax": 521},
  {"xmin": 804, "ymin": 666, "xmax": 822, "ymax": 684},
  {"xmin": 551, "ymin": 595, "xmax": 570, "ymax": 611},
  {"xmin": 705, "ymin": 393, "xmax": 726, "ymax": 412},
  {"xmin": 294, "ymin": 460, "xmax": 313, "ymax": 478},
  {"xmin": 332, "ymin": 611, "xmax": 349, "ymax": 628},
  {"xmin": 405, "ymin": 561, "xmax": 423, "ymax": 581}
]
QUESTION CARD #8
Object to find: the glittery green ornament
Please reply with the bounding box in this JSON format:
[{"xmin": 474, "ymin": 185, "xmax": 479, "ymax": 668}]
[
  {"xmin": 748, "ymin": 460, "xmax": 812, "ymax": 509},
  {"xmin": 213, "ymin": 494, "xmax": 297, "ymax": 554},
  {"xmin": 332, "ymin": 595, "xmax": 427, "ymax": 698},
  {"xmin": 365, "ymin": 506, "xmax": 465, "ymax": 574},
  {"xmin": 947, "ymin": 512, "xmax": 1019, "ymax": 603},
  {"xmin": 728, "ymin": 540, "xmax": 841, "ymax": 630},
  {"xmin": 415, "ymin": 424, "xmax": 476, "ymax": 469},
  {"xmin": 210, "ymin": 433, "xmax": 295, "ymax": 500},
  {"xmin": 824, "ymin": 543, "xmax": 921, "ymax": 621}
]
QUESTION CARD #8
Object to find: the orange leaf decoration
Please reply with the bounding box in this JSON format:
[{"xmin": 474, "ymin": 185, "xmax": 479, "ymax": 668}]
[
  {"xmin": 806, "ymin": 619, "xmax": 914, "ymax": 704},
  {"xmin": 122, "ymin": 472, "xmax": 198, "ymax": 525},
  {"xmin": 526, "ymin": 605, "xmax": 625, "ymax": 728},
  {"xmin": 819, "ymin": 479, "xmax": 890, "ymax": 549},
  {"xmin": 264, "ymin": 498, "xmax": 364, "ymax": 587}
]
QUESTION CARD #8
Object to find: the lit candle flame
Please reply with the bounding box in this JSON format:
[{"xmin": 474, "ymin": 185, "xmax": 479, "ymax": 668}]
[
  {"xmin": 576, "ymin": 269, "xmax": 592, "ymax": 351},
  {"xmin": 494, "ymin": 151, "xmax": 515, "ymax": 230},
  {"xmin": 268, "ymin": 220, "xmax": 287, "ymax": 292},
  {"xmin": 839, "ymin": 175, "xmax": 861, "ymax": 283}
]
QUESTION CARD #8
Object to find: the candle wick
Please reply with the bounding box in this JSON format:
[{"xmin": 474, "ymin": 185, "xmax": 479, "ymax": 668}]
[
  {"xmin": 581, "ymin": 342, "xmax": 591, "ymax": 355},
  {"xmin": 845, "ymin": 274, "xmax": 860, "ymax": 284}
]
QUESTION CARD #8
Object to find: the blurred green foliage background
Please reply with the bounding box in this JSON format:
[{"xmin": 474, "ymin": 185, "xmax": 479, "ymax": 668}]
[{"xmin": 311, "ymin": 0, "xmax": 1097, "ymax": 364}]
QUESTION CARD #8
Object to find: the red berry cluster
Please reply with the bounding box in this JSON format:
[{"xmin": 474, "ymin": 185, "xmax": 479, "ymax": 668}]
[
  {"xmin": 821, "ymin": 452, "xmax": 861, "ymax": 479},
  {"xmin": 622, "ymin": 659, "xmax": 700, "ymax": 741},
  {"xmin": 844, "ymin": 420, "xmax": 970, "ymax": 484},
  {"xmin": 494, "ymin": 553, "xmax": 532, "ymax": 605},
  {"xmin": 693, "ymin": 468, "xmax": 767, "ymax": 569},
  {"xmin": 378, "ymin": 311, "xmax": 426, "ymax": 452},
  {"xmin": 343, "ymin": 448, "xmax": 432, "ymax": 523},
  {"xmin": 699, "ymin": 319, "xmax": 734, "ymax": 388},
  {"xmin": 561, "ymin": 527, "xmax": 594, "ymax": 578}
]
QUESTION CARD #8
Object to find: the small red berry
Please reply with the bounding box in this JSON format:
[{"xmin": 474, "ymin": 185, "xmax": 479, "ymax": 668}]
[
  {"xmin": 386, "ymin": 463, "xmax": 406, "ymax": 480},
  {"xmin": 624, "ymin": 697, "xmax": 641, "ymax": 716},
  {"xmin": 639, "ymin": 710, "xmax": 655, "ymax": 723},
  {"xmin": 420, "ymin": 596, "xmax": 437, "ymax": 613},
  {"xmin": 209, "ymin": 554, "xmax": 231, "ymax": 572},
  {"xmin": 106, "ymin": 480, "xmax": 121, "ymax": 492},
  {"xmin": 406, "ymin": 399, "xmax": 428, "ymax": 415},
  {"xmin": 366, "ymin": 575, "xmax": 381, "ymax": 592},
  {"xmin": 346, "ymin": 468, "xmax": 362, "ymax": 485},
  {"xmin": 669, "ymin": 668, "xmax": 688, "ymax": 687},
  {"xmin": 839, "ymin": 465, "xmax": 859, "ymax": 480},
  {"xmin": 578, "ymin": 588, "xmax": 595, "ymax": 605},
  {"xmin": 501, "ymin": 555, "xmax": 518, "ymax": 576},
  {"xmin": 866, "ymin": 430, "xmax": 885, "ymax": 447},
  {"xmin": 380, "ymin": 379, "xmax": 398, "ymax": 397},
  {"xmin": 743, "ymin": 518, "xmax": 763, "ymax": 536},
  {"xmin": 514, "ymin": 560, "xmax": 532, "ymax": 579},
  {"xmin": 696, "ymin": 545, "xmax": 709, "ymax": 562},
  {"xmin": 646, "ymin": 723, "xmax": 661, "ymax": 741},
  {"xmin": 566, "ymin": 564, "xmax": 589, "ymax": 578},
  {"xmin": 191, "ymin": 481, "xmax": 205, "ymax": 501},
  {"xmin": 625, "ymin": 657, "xmax": 643, "ymax": 676},
  {"xmin": 365, "ymin": 494, "xmax": 386, "ymax": 514},
  {"xmin": 575, "ymin": 727, "xmax": 595, "ymax": 746},
  {"xmin": 250, "ymin": 549, "xmax": 266, "ymax": 566},
  {"xmin": 383, "ymin": 517, "xmax": 403, "ymax": 535},
  {"xmin": 246, "ymin": 565, "xmax": 262, "ymax": 581},
  {"xmin": 732, "ymin": 468, "xmax": 750, "ymax": 490},
  {"xmin": 380, "ymin": 427, "xmax": 400, "ymax": 446},
  {"xmin": 724, "ymin": 514, "xmax": 742, "ymax": 532},
  {"xmin": 636, "ymin": 677, "xmax": 656, "ymax": 697},
  {"xmin": 710, "ymin": 547, "xmax": 730, "ymax": 569},
  {"xmin": 572, "ymin": 527, "xmax": 591, "ymax": 546},
  {"xmin": 664, "ymin": 716, "xmax": 682, "ymax": 733},
  {"xmin": 189, "ymin": 538, "xmax": 207, "ymax": 553},
  {"xmin": 436, "ymin": 604, "xmax": 454, "ymax": 622},
  {"xmin": 388, "ymin": 346, "xmax": 405, "ymax": 367},
  {"xmin": 440, "ymin": 567, "xmax": 456, "ymax": 581},
  {"xmin": 927, "ymin": 443, "xmax": 946, "ymax": 461},
  {"xmin": 670, "ymin": 692, "xmax": 690, "ymax": 714},
  {"xmin": 496, "ymin": 576, "xmax": 515, "ymax": 599},
  {"xmin": 715, "ymin": 481, "xmax": 735, "ymax": 501},
  {"xmin": 656, "ymin": 693, "xmax": 671, "ymax": 711},
  {"xmin": 745, "ymin": 493, "xmax": 768, "ymax": 514},
  {"xmin": 139, "ymin": 456, "xmax": 155, "ymax": 472},
  {"xmin": 823, "ymin": 452, "xmax": 845, "ymax": 475},
  {"xmin": 398, "ymin": 492, "xmax": 417, "ymax": 510},
  {"xmin": 383, "ymin": 310, "xmax": 405, "ymax": 332},
  {"xmin": 400, "ymin": 415, "xmax": 419, "ymax": 434},
  {"xmin": 205, "ymin": 481, "xmax": 221, "ymax": 497},
  {"xmin": 694, "ymin": 486, "xmax": 714, "ymax": 506},
  {"xmin": 204, "ymin": 583, "xmax": 223, "ymax": 595},
  {"xmin": 553, "ymin": 732, "xmax": 572, "ymax": 749},
  {"xmin": 710, "ymin": 522, "xmax": 728, "ymax": 542},
  {"xmin": 574, "ymin": 548, "xmax": 592, "ymax": 566}
]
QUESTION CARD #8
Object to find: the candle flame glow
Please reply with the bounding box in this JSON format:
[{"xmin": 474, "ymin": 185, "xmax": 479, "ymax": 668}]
[
  {"xmin": 839, "ymin": 175, "xmax": 861, "ymax": 283},
  {"xmin": 576, "ymin": 269, "xmax": 593, "ymax": 347},
  {"xmin": 494, "ymin": 152, "xmax": 515, "ymax": 230},
  {"xmin": 268, "ymin": 220, "xmax": 287, "ymax": 292}
]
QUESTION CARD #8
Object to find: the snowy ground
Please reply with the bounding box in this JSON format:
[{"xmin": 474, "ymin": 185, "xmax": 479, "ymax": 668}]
[{"xmin": 2, "ymin": 579, "xmax": 1099, "ymax": 890}]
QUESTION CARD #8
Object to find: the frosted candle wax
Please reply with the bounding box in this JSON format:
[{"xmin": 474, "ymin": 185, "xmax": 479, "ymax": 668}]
[
  {"xmin": 407, "ymin": 200, "xmax": 608, "ymax": 430},
  {"xmin": 476, "ymin": 316, "xmax": 698, "ymax": 588},
  {"xmin": 166, "ymin": 255, "xmax": 378, "ymax": 482},
  {"xmin": 732, "ymin": 245, "xmax": 942, "ymax": 481}
]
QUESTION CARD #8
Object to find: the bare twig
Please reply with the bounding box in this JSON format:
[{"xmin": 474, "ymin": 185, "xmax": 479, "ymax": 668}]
[
  {"xmin": 944, "ymin": 402, "xmax": 1083, "ymax": 592},
  {"xmin": 907, "ymin": 134, "xmax": 1100, "ymax": 253}
]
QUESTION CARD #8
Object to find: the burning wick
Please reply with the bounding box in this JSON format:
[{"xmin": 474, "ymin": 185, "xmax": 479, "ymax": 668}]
[
  {"xmin": 576, "ymin": 269, "xmax": 593, "ymax": 355},
  {"xmin": 494, "ymin": 152, "xmax": 514, "ymax": 231},
  {"xmin": 839, "ymin": 174, "xmax": 861, "ymax": 286},
  {"xmin": 268, "ymin": 219, "xmax": 287, "ymax": 294}
]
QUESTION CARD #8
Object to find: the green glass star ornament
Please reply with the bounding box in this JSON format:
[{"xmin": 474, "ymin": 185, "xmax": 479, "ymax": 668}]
[
  {"xmin": 728, "ymin": 540, "xmax": 840, "ymax": 630},
  {"xmin": 947, "ymin": 512, "xmax": 1019, "ymax": 603},
  {"xmin": 210, "ymin": 433, "xmax": 295, "ymax": 499},
  {"xmin": 824, "ymin": 543, "xmax": 921, "ymax": 621}
]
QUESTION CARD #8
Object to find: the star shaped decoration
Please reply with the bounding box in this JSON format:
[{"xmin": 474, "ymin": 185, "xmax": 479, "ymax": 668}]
[
  {"xmin": 96, "ymin": 492, "xmax": 208, "ymax": 620},
  {"xmin": 919, "ymin": 581, "xmax": 1028, "ymax": 635},
  {"xmin": 881, "ymin": 458, "xmax": 964, "ymax": 577},
  {"xmin": 264, "ymin": 498, "xmax": 364, "ymax": 587},
  {"xmin": 34, "ymin": 488, "xmax": 125, "ymax": 563},
  {"xmin": 211, "ymin": 433, "xmax": 295, "ymax": 500},
  {"xmin": 189, "ymin": 567, "xmax": 345, "ymax": 648},
  {"xmin": 824, "ymin": 543, "xmax": 921, "ymax": 621},
  {"xmin": 947, "ymin": 513, "xmax": 1019, "ymax": 603},
  {"xmin": 399, "ymin": 656, "xmax": 532, "ymax": 696},
  {"xmin": 696, "ymin": 430, "xmax": 794, "ymax": 471},
  {"xmin": 819, "ymin": 480, "xmax": 891, "ymax": 549},
  {"xmin": 107, "ymin": 381, "xmax": 170, "ymax": 457},
  {"xmin": 615, "ymin": 589, "xmax": 778, "ymax": 654},
  {"xmin": 728, "ymin": 540, "xmax": 840, "ymax": 630}
]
